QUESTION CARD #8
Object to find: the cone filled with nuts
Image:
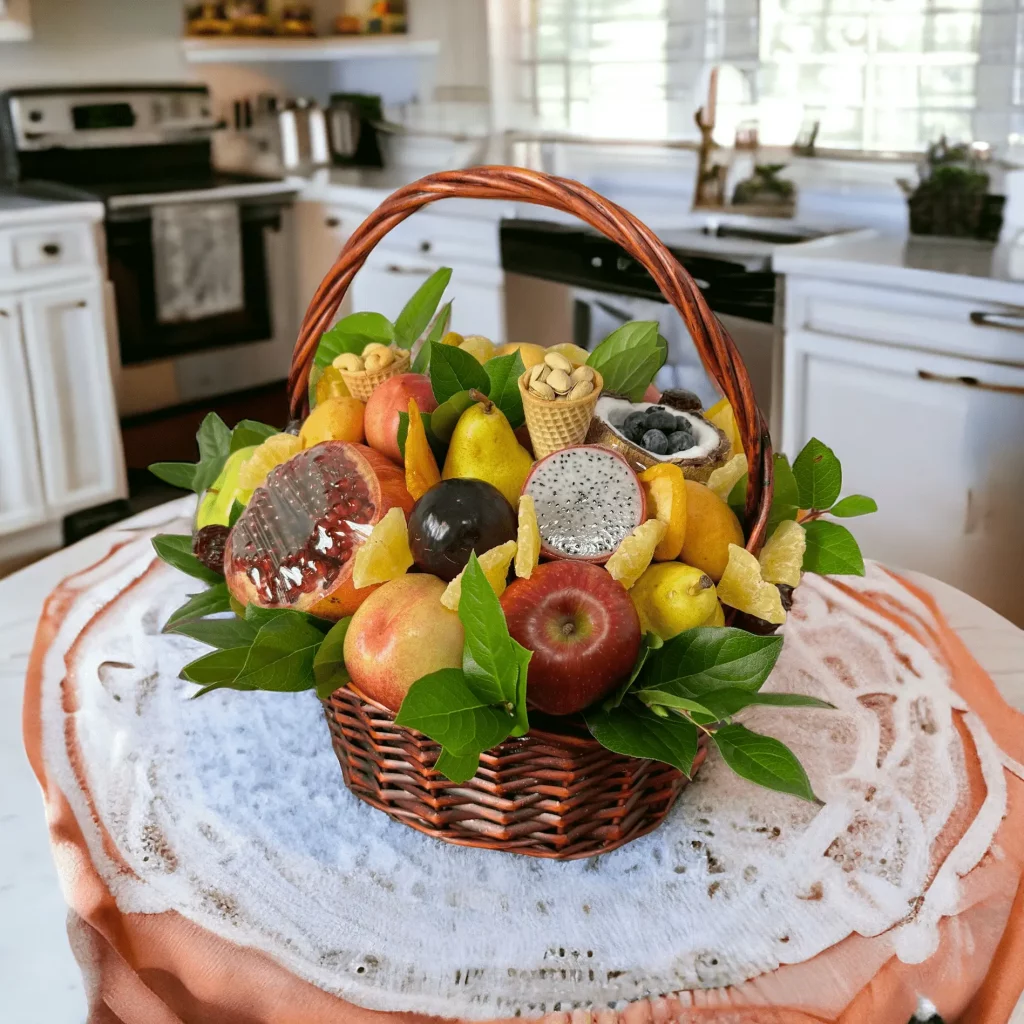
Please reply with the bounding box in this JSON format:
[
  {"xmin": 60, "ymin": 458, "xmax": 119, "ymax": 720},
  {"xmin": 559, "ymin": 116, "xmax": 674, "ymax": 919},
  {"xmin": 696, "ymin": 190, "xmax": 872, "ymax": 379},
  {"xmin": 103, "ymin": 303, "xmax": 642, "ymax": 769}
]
[
  {"xmin": 518, "ymin": 351, "xmax": 603, "ymax": 459},
  {"xmin": 332, "ymin": 343, "xmax": 411, "ymax": 401}
]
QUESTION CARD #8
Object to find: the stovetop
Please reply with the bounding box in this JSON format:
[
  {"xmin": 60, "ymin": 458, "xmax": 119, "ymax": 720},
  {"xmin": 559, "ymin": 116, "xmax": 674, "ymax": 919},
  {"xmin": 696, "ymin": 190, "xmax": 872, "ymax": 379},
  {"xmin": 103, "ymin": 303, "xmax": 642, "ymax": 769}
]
[{"xmin": 82, "ymin": 168, "xmax": 281, "ymax": 200}]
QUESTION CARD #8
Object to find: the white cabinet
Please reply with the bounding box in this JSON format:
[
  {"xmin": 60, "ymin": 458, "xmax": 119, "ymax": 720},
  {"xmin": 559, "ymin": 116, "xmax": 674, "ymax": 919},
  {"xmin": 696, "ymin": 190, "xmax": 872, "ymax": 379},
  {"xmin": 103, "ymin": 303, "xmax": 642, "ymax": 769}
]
[
  {"xmin": 782, "ymin": 327, "xmax": 1024, "ymax": 624},
  {"xmin": 0, "ymin": 295, "xmax": 46, "ymax": 533},
  {"xmin": 20, "ymin": 281, "xmax": 125, "ymax": 518},
  {"xmin": 0, "ymin": 0, "xmax": 32, "ymax": 40},
  {"xmin": 294, "ymin": 200, "xmax": 361, "ymax": 324}
]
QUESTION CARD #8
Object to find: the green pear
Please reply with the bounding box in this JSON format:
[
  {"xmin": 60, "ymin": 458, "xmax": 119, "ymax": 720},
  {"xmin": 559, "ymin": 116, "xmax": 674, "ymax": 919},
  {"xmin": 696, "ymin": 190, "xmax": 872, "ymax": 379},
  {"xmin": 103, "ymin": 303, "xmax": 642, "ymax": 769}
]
[
  {"xmin": 195, "ymin": 445, "xmax": 257, "ymax": 529},
  {"xmin": 442, "ymin": 394, "xmax": 533, "ymax": 507}
]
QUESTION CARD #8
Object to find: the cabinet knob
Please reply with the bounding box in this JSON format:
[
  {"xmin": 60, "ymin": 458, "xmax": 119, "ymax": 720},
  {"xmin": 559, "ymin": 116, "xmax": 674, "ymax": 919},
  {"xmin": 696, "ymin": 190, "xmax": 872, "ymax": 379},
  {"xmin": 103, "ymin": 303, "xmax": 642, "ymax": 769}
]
[
  {"xmin": 0, "ymin": 308, "xmax": 9, "ymax": 318},
  {"xmin": 325, "ymin": 217, "xmax": 341, "ymax": 228},
  {"xmin": 42, "ymin": 242, "xmax": 62, "ymax": 257},
  {"xmin": 969, "ymin": 311, "xmax": 1024, "ymax": 333},
  {"xmin": 419, "ymin": 240, "xmax": 432, "ymax": 253}
]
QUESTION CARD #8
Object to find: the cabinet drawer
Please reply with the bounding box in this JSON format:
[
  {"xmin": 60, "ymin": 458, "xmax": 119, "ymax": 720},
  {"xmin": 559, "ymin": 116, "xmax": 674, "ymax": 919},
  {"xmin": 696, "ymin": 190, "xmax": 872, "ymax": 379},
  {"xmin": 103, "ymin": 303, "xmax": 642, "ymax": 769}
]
[
  {"xmin": 379, "ymin": 211, "xmax": 501, "ymax": 268},
  {"xmin": 786, "ymin": 277, "xmax": 1024, "ymax": 365},
  {"xmin": 1, "ymin": 222, "xmax": 95, "ymax": 277}
]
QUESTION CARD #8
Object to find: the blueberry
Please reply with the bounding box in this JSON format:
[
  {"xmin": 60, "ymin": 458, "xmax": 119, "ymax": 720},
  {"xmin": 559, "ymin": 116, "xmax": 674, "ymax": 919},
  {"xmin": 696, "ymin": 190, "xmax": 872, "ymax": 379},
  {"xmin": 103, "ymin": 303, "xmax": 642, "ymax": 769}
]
[
  {"xmin": 641, "ymin": 429, "xmax": 669, "ymax": 455},
  {"xmin": 645, "ymin": 407, "xmax": 677, "ymax": 432},
  {"xmin": 673, "ymin": 416, "xmax": 694, "ymax": 433},
  {"xmin": 622, "ymin": 411, "xmax": 648, "ymax": 442},
  {"xmin": 667, "ymin": 430, "xmax": 694, "ymax": 453}
]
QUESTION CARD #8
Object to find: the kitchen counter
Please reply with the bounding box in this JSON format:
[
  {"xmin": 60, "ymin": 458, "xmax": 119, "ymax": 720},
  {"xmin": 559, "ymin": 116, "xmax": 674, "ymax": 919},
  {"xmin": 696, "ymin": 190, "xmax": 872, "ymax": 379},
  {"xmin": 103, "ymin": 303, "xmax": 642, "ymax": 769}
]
[
  {"xmin": 774, "ymin": 228, "xmax": 1024, "ymax": 306},
  {"xmin": 0, "ymin": 185, "xmax": 103, "ymax": 227}
]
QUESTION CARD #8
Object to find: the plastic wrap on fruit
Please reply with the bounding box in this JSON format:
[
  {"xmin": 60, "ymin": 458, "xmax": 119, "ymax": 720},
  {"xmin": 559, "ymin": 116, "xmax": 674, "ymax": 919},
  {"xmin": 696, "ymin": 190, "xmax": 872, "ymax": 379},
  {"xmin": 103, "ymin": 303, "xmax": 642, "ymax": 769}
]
[{"xmin": 225, "ymin": 441, "xmax": 414, "ymax": 619}]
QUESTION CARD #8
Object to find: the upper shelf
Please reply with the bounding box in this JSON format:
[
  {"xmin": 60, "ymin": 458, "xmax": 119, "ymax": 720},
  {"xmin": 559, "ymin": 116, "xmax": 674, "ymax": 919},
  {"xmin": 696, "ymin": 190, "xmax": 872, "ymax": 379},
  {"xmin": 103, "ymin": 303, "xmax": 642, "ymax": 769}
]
[{"xmin": 181, "ymin": 35, "xmax": 440, "ymax": 63}]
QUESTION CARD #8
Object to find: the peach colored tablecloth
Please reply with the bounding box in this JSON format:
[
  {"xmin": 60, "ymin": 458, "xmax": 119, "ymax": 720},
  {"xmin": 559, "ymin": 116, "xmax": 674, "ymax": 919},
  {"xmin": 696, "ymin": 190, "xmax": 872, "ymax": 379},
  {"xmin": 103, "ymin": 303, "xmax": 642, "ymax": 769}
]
[{"xmin": 23, "ymin": 543, "xmax": 1024, "ymax": 1024}]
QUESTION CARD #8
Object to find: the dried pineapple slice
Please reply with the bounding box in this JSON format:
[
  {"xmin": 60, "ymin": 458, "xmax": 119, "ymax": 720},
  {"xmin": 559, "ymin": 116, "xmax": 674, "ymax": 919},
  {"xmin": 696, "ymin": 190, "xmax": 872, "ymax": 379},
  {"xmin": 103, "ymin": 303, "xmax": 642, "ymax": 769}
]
[
  {"xmin": 351, "ymin": 507, "xmax": 413, "ymax": 590},
  {"xmin": 758, "ymin": 519, "xmax": 806, "ymax": 587},
  {"xmin": 441, "ymin": 540, "xmax": 518, "ymax": 610},
  {"xmin": 604, "ymin": 519, "xmax": 667, "ymax": 590},
  {"xmin": 717, "ymin": 543, "xmax": 786, "ymax": 625},
  {"xmin": 515, "ymin": 494, "xmax": 541, "ymax": 579},
  {"xmin": 707, "ymin": 452, "xmax": 748, "ymax": 503}
]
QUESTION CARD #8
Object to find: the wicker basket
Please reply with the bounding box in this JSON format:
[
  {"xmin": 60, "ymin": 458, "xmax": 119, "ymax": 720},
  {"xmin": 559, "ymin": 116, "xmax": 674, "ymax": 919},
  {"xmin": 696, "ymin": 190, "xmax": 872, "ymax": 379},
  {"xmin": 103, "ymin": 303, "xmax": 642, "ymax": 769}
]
[
  {"xmin": 288, "ymin": 167, "xmax": 774, "ymax": 860},
  {"xmin": 338, "ymin": 346, "xmax": 411, "ymax": 401},
  {"xmin": 519, "ymin": 367, "xmax": 603, "ymax": 459}
]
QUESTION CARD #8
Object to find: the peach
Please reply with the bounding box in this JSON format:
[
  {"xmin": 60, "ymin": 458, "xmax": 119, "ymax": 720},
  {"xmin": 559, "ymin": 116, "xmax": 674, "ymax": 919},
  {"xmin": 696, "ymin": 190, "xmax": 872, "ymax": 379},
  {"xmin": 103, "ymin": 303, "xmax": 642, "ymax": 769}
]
[
  {"xmin": 343, "ymin": 573, "xmax": 464, "ymax": 712},
  {"xmin": 364, "ymin": 373, "xmax": 437, "ymax": 464}
]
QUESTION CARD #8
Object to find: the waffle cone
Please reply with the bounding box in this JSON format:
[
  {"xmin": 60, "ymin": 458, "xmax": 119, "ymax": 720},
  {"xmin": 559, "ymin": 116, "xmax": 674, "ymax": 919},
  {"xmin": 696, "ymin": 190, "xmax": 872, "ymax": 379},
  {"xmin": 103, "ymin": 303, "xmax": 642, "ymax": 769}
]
[
  {"xmin": 519, "ymin": 369, "xmax": 603, "ymax": 459},
  {"xmin": 339, "ymin": 348, "xmax": 411, "ymax": 401}
]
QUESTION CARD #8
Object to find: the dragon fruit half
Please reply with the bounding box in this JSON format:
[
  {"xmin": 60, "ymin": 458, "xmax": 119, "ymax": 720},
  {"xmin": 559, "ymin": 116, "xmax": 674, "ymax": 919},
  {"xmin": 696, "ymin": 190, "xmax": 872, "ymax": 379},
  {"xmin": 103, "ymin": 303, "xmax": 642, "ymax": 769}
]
[{"xmin": 521, "ymin": 445, "xmax": 646, "ymax": 563}]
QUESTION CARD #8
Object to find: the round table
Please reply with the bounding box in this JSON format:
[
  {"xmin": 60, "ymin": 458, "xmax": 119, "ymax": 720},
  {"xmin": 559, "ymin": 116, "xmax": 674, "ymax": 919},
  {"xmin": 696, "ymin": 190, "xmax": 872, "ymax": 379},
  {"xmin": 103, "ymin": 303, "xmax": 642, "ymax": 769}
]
[{"xmin": 12, "ymin": 498, "xmax": 1024, "ymax": 1024}]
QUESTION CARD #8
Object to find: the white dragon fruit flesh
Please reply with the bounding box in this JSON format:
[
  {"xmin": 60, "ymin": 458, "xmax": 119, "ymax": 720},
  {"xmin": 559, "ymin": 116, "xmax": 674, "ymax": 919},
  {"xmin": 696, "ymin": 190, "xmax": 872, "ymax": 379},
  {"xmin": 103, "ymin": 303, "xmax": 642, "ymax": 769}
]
[{"xmin": 521, "ymin": 445, "xmax": 647, "ymax": 563}]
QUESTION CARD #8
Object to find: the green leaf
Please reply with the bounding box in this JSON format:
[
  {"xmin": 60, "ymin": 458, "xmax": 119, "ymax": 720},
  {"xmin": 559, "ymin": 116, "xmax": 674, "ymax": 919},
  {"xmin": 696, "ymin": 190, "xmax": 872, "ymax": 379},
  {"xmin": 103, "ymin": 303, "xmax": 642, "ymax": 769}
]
[
  {"xmin": 148, "ymin": 462, "xmax": 197, "ymax": 491},
  {"xmin": 397, "ymin": 410, "xmax": 447, "ymax": 465},
  {"xmin": 241, "ymin": 605, "xmax": 334, "ymax": 632},
  {"xmin": 228, "ymin": 500, "xmax": 245, "ymax": 527},
  {"xmin": 180, "ymin": 646, "xmax": 251, "ymax": 687},
  {"xmin": 793, "ymin": 438, "xmax": 842, "ymax": 511},
  {"xmin": 802, "ymin": 520, "xmax": 865, "ymax": 576},
  {"xmin": 197, "ymin": 412, "xmax": 232, "ymax": 463},
  {"xmin": 395, "ymin": 668, "xmax": 513, "ymax": 754},
  {"xmin": 729, "ymin": 453, "xmax": 800, "ymax": 537},
  {"xmin": 308, "ymin": 363, "xmax": 324, "ymax": 410},
  {"xmin": 163, "ymin": 583, "xmax": 232, "ymax": 629},
  {"xmin": 634, "ymin": 690, "xmax": 715, "ymax": 718},
  {"xmin": 829, "ymin": 494, "xmax": 878, "ymax": 518},
  {"xmin": 428, "ymin": 342, "xmax": 490, "ymax": 404},
  {"xmin": 312, "ymin": 616, "xmax": 352, "ymax": 696},
  {"xmin": 640, "ymin": 627, "xmax": 784, "ymax": 697},
  {"xmin": 484, "ymin": 352, "xmax": 526, "ymax": 428},
  {"xmin": 168, "ymin": 616, "xmax": 257, "ymax": 650},
  {"xmin": 314, "ymin": 312, "xmax": 396, "ymax": 368},
  {"xmin": 230, "ymin": 419, "xmax": 278, "ymax": 452},
  {"xmin": 585, "ymin": 321, "xmax": 665, "ymax": 401},
  {"xmin": 509, "ymin": 639, "xmax": 532, "ymax": 738},
  {"xmin": 606, "ymin": 632, "xmax": 664, "ymax": 709},
  {"xmin": 433, "ymin": 746, "xmax": 481, "ymax": 784},
  {"xmin": 685, "ymin": 687, "xmax": 834, "ymax": 721},
  {"xmin": 584, "ymin": 700, "xmax": 700, "ymax": 776},
  {"xmin": 151, "ymin": 535, "xmax": 223, "ymax": 584},
  {"xmin": 233, "ymin": 612, "xmax": 326, "ymax": 692},
  {"xmin": 711, "ymin": 723, "xmax": 820, "ymax": 802},
  {"xmin": 430, "ymin": 390, "xmax": 477, "ymax": 442},
  {"xmin": 458, "ymin": 552, "xmax": 518, "ymax": 707},
  {"xmin": 412, "ymin": 300, "xmax": 452, "ymax": 374},
  {"xmin": 394, "ymin": 267, "xmax": 452, "ymax": 348}
]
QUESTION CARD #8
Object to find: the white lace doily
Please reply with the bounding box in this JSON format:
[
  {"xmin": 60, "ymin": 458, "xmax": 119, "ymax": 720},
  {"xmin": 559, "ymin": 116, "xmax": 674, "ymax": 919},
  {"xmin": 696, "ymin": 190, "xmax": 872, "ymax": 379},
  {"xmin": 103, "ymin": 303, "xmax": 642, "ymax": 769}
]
[{"xmin": 39, "ymin": 509, "xmax": 1013, "ymax": 1020}]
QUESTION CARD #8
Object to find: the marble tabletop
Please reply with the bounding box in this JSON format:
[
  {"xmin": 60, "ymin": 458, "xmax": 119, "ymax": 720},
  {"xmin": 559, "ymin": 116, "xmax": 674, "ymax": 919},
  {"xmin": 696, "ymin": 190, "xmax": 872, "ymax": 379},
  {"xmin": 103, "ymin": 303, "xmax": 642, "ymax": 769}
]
[{"xmin": 3, "ymin": 501, "xmax": 1024, "ymax": 1024}]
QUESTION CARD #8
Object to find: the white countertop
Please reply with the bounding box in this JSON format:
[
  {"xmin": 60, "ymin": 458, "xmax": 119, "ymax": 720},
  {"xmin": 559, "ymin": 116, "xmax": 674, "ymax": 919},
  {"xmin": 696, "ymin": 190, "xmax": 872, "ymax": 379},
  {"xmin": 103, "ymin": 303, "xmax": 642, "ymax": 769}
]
[
  {"xmin": 774, "ymin": 228, "xmax": 1024, "ymax": 306},
  {"xmin": 0, "ymin": 188, "xmax": 104, "ymax": 228}
]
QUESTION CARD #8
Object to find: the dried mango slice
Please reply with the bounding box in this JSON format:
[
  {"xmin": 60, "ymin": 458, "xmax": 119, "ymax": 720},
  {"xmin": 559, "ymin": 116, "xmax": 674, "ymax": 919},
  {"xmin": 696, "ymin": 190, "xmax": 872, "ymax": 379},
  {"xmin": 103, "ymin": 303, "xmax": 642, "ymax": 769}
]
[
  {"xmin": 705, "ymin": 397, "xmax": 743, "ymax": 459},
  {"xmin": 639, "ymin": 463, "xmax": 687, "ymax": 561},
  {"xmin": 404, "ymin": 397, "xmax": 441, "ymax": 500}
]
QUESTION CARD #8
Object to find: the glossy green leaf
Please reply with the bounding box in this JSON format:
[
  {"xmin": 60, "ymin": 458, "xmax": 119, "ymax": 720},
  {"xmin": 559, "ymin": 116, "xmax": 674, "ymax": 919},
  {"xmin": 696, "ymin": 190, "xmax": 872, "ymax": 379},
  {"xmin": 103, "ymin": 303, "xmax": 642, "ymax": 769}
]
[
  {"xmin": 232, "ymin": 613, "xmax": 326, "ymax": 692},
  {"xmin": 633, "ymin": 689, "xmax": 715, "ymax": 718},
  {"xmin": 395, "ymin": 668, "xmax": 513, "ymax": 755},
  {"xmin": 397, "ymin": 410, "xmax": 447, "ymax": 465},
  {"xmin": 394, "ymin": 267, "xmax": 452, "ymax": 348},
  {"xmin": 228, "ymin": 500, "xmax": 245, "ymax": 527},
  {"xmin": 484, "ymin": 352, "xmax": 526, "ymax": 428},
  {"xmin": 433, "ymin": 746, "xmax": 481, "ymax": 784},
  {"xmin": 729, "ymin": 453, "xmax": 800, "ymax": 538},
  {"xmin": 428, "ymin": 341, "xmax": 490, "ymax": 404},
  {"xmin": 168, "ymin": 616, "xmax": 257, "ymax": 650},
  {"xmin": 148, "ymin": 462, "xmax": 197, "ymax": 491},
  {"xmin": 793, "ymin": 437, "xmax": 842, "ymax": 511},
  {"xmin": 640, "ymin": 627, "xmax": 784, "ymax": 697},
  {"xmin": 163, "ymin": 583, "xmax": 232, "ymax": 629},
  {"xmin": 688, "ymin": 687, "xmax": 834, "ymax": 721},
  {"xmin": 430, "ymin": 390, "xmax": 477, "ymax": 443},
  {"xmin": 314, "ymin": 312, "xmax": 395, "ymax": 367},
  {"xmin": 151, "ymin": 535, "xmax": 223, "ymax": 584},
  {"xmin": 584, "ymin": 700, "xmax": 700, "ymax": 776},
  {"xmin": 180, "ymin": 646, "xmax": 251, "ymax": 687},
  {"xmin": 307, "ymin": 363, "xmax": 324, "ymax": 410},
  {"xmin": 585, "ymin": 320, "xmax": 665, "ymax": 401},
  {"xmin": 829, "ymin": 494, "xmax": 878, "ymax": 518},
  {"xmin": 230, "ymin": 419, "xmax": 279, "ymax": 452},
  {"xmin": 509, "ymin": 639, "xmax": 532, "ymax": 738},
  {"xmin": 459, "ymin": 553, "xmax": 518, "ymax": 707},
  {"xmin": 711, "ymin": 723, "xmax": 820, "ymax": 803},
  {"xmin": 312, "ymin": 616, "xmax": 352, "ymax": 696},
  {"xmin": 606, "ymin": 632, "xmax": 664, "ymax": 709},
  {"xmin": 412, "ymin": 300, "xmax": 452, "ymax": 374},
  {"xmin": 801, "ymin": 519, "xmax": 865, "ymax": 576}
]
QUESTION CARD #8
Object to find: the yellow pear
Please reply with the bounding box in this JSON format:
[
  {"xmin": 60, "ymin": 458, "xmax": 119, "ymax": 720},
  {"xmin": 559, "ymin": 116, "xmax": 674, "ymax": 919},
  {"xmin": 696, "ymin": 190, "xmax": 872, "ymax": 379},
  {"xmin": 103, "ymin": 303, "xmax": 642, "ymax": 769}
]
[
  {"xmin": 442, "ymin": 395, "xmax": 534, "ymax": 507},
  {"xmin": 493, "ymin": 342, "xmax": 547, "ymax": 369}
]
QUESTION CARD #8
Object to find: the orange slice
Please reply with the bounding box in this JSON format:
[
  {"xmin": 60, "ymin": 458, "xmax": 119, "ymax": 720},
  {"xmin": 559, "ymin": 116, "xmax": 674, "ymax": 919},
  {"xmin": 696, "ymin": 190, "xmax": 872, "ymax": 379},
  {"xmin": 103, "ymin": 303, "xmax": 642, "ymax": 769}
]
[
  {"xmin": 237, "ymin": 433, "xmax": 302, "ymax": 491},
  {"xmin": 441, "ymin": 540, "xmax": 518, "ymax": 610},
  {"xmin": 350, "ymin": 507, "xmax": 413, "ymax": 590},
  {"xmin": 604, "ymin": 519, "xmax": 667, "ymax": 590},
  {"xmin": 404, "ymin": 398, "xmax": 441, "ymax": 500},
  {"xmin": 639, "ymin": 463, "xmax": 687, "ymax": 561}
]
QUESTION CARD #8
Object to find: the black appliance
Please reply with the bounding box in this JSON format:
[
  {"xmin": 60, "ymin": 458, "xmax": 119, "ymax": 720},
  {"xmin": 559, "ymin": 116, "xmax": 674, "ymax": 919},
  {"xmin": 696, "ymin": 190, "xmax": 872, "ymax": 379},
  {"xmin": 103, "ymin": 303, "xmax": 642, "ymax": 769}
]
[
  {"xmin": 0, "ymin": 84, "xmax": 298, "ymax": 366},
  {"xmin": 326, "ymin": 92, "xmax": 387, "ymax": 168}
]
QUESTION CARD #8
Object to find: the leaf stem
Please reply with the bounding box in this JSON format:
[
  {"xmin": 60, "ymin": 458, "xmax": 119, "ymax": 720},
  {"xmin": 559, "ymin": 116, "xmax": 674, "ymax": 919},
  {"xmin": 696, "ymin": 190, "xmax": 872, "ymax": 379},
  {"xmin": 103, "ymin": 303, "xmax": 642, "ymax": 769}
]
[{"xmin": 797, "ymin": 508, "xmax": 826, "ymax": 524}]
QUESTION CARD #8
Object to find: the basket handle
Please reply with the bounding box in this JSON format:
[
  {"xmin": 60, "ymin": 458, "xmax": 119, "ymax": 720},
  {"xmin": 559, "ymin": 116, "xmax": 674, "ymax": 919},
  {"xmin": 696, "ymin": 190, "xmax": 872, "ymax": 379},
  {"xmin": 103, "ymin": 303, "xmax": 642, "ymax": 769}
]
[{"xmin": 287, "ymin": 166, "xmax": 774, "ymax": 550}]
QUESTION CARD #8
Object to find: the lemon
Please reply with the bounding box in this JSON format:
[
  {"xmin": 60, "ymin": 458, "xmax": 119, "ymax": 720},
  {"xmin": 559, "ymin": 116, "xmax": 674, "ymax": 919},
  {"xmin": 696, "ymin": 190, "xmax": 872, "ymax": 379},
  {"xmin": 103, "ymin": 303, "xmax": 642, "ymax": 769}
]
[
  {"xmin": 605, "ymin": 519, "xmax": 666, "ymax": 590},
  {"xmin": 679, "ymin": 480, "xmax": 745, "ymax": 582},
  {"xmin": 718, "ymin": 544, "xmax": 786, "ymax": 624},
  {"xmin": 759, "ymin": 519, "xmax": 806, "ymax": 587},
  {"xmin": 707, "ymin": 452, "xmax": 748, "ymax": 503},
  {"xmin": 639, "ymin": 463, "xmax": 687, "ymax": 561},
  {"xmin": 548, "ymin": 343, "xmax": 591, "ymax": 367},
  {"xmin": 441, "ymin": 540, "xmax": 518, "ymax": 610},
  {"xmin": 298, "ymin": 395, "xmax": 365, "ymax": 448},
  {"xmin": 704, "ymin": 600, "xmax": 726, "ymax": 627},
  {"xmin": 515, "ymin": 494, "xmax": 541, "ymax": 579},
  {"xmin": 458, "ymin": 335, "xmax": 497, "ymax": 363},
  {"xmin": 706, "ymin": 397, "xmax": 743, "ymax": 458},
  {"xmin": 238, "ymin": 433, "xmax": 302, "ymax": 491},
  {"xmin": 440, "ymin": 331, "xmax": 464, "ymax": 347},
  {"xmin": 493, "ymin": 342, "xmax": 547, "ymax": 369},
  {"xmin": 351, "ymin": 507, "xmax": 414, "ymax": 590},
  {"xmin": 630, "ymin": 562, "xmax": 718, "ymax": 641}
]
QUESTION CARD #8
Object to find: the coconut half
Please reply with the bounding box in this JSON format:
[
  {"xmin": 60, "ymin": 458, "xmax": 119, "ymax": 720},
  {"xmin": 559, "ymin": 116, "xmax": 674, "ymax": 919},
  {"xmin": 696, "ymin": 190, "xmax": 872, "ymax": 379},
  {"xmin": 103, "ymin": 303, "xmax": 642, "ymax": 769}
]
[{"xmin": 585, "ymin": 396, "xmax": 731, "ymax": 481}]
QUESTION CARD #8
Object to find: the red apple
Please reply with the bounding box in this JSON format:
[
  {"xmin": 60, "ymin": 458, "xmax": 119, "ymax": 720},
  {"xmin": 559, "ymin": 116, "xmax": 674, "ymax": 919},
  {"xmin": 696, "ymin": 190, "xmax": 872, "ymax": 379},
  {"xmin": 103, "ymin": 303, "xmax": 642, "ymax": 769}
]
[
  {"xmin": 343, "ymin": 573, "xmax": 464, "ymax": 712},
  {"xmin": 500, "ymin": 561, "xmax": 641, "ymax": 715},
  {"xmin": 364, "ymin": 373, "xmax": 437, "ymax": 464}
]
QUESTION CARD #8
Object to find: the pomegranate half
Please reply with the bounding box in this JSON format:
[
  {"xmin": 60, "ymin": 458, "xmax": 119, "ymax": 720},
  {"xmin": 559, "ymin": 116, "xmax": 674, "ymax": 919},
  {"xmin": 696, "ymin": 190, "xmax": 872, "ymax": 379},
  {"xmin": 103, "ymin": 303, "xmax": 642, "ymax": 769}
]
[{"xmin": 225, "ymin": 441, "xmax": 414, "ymax": 619}]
